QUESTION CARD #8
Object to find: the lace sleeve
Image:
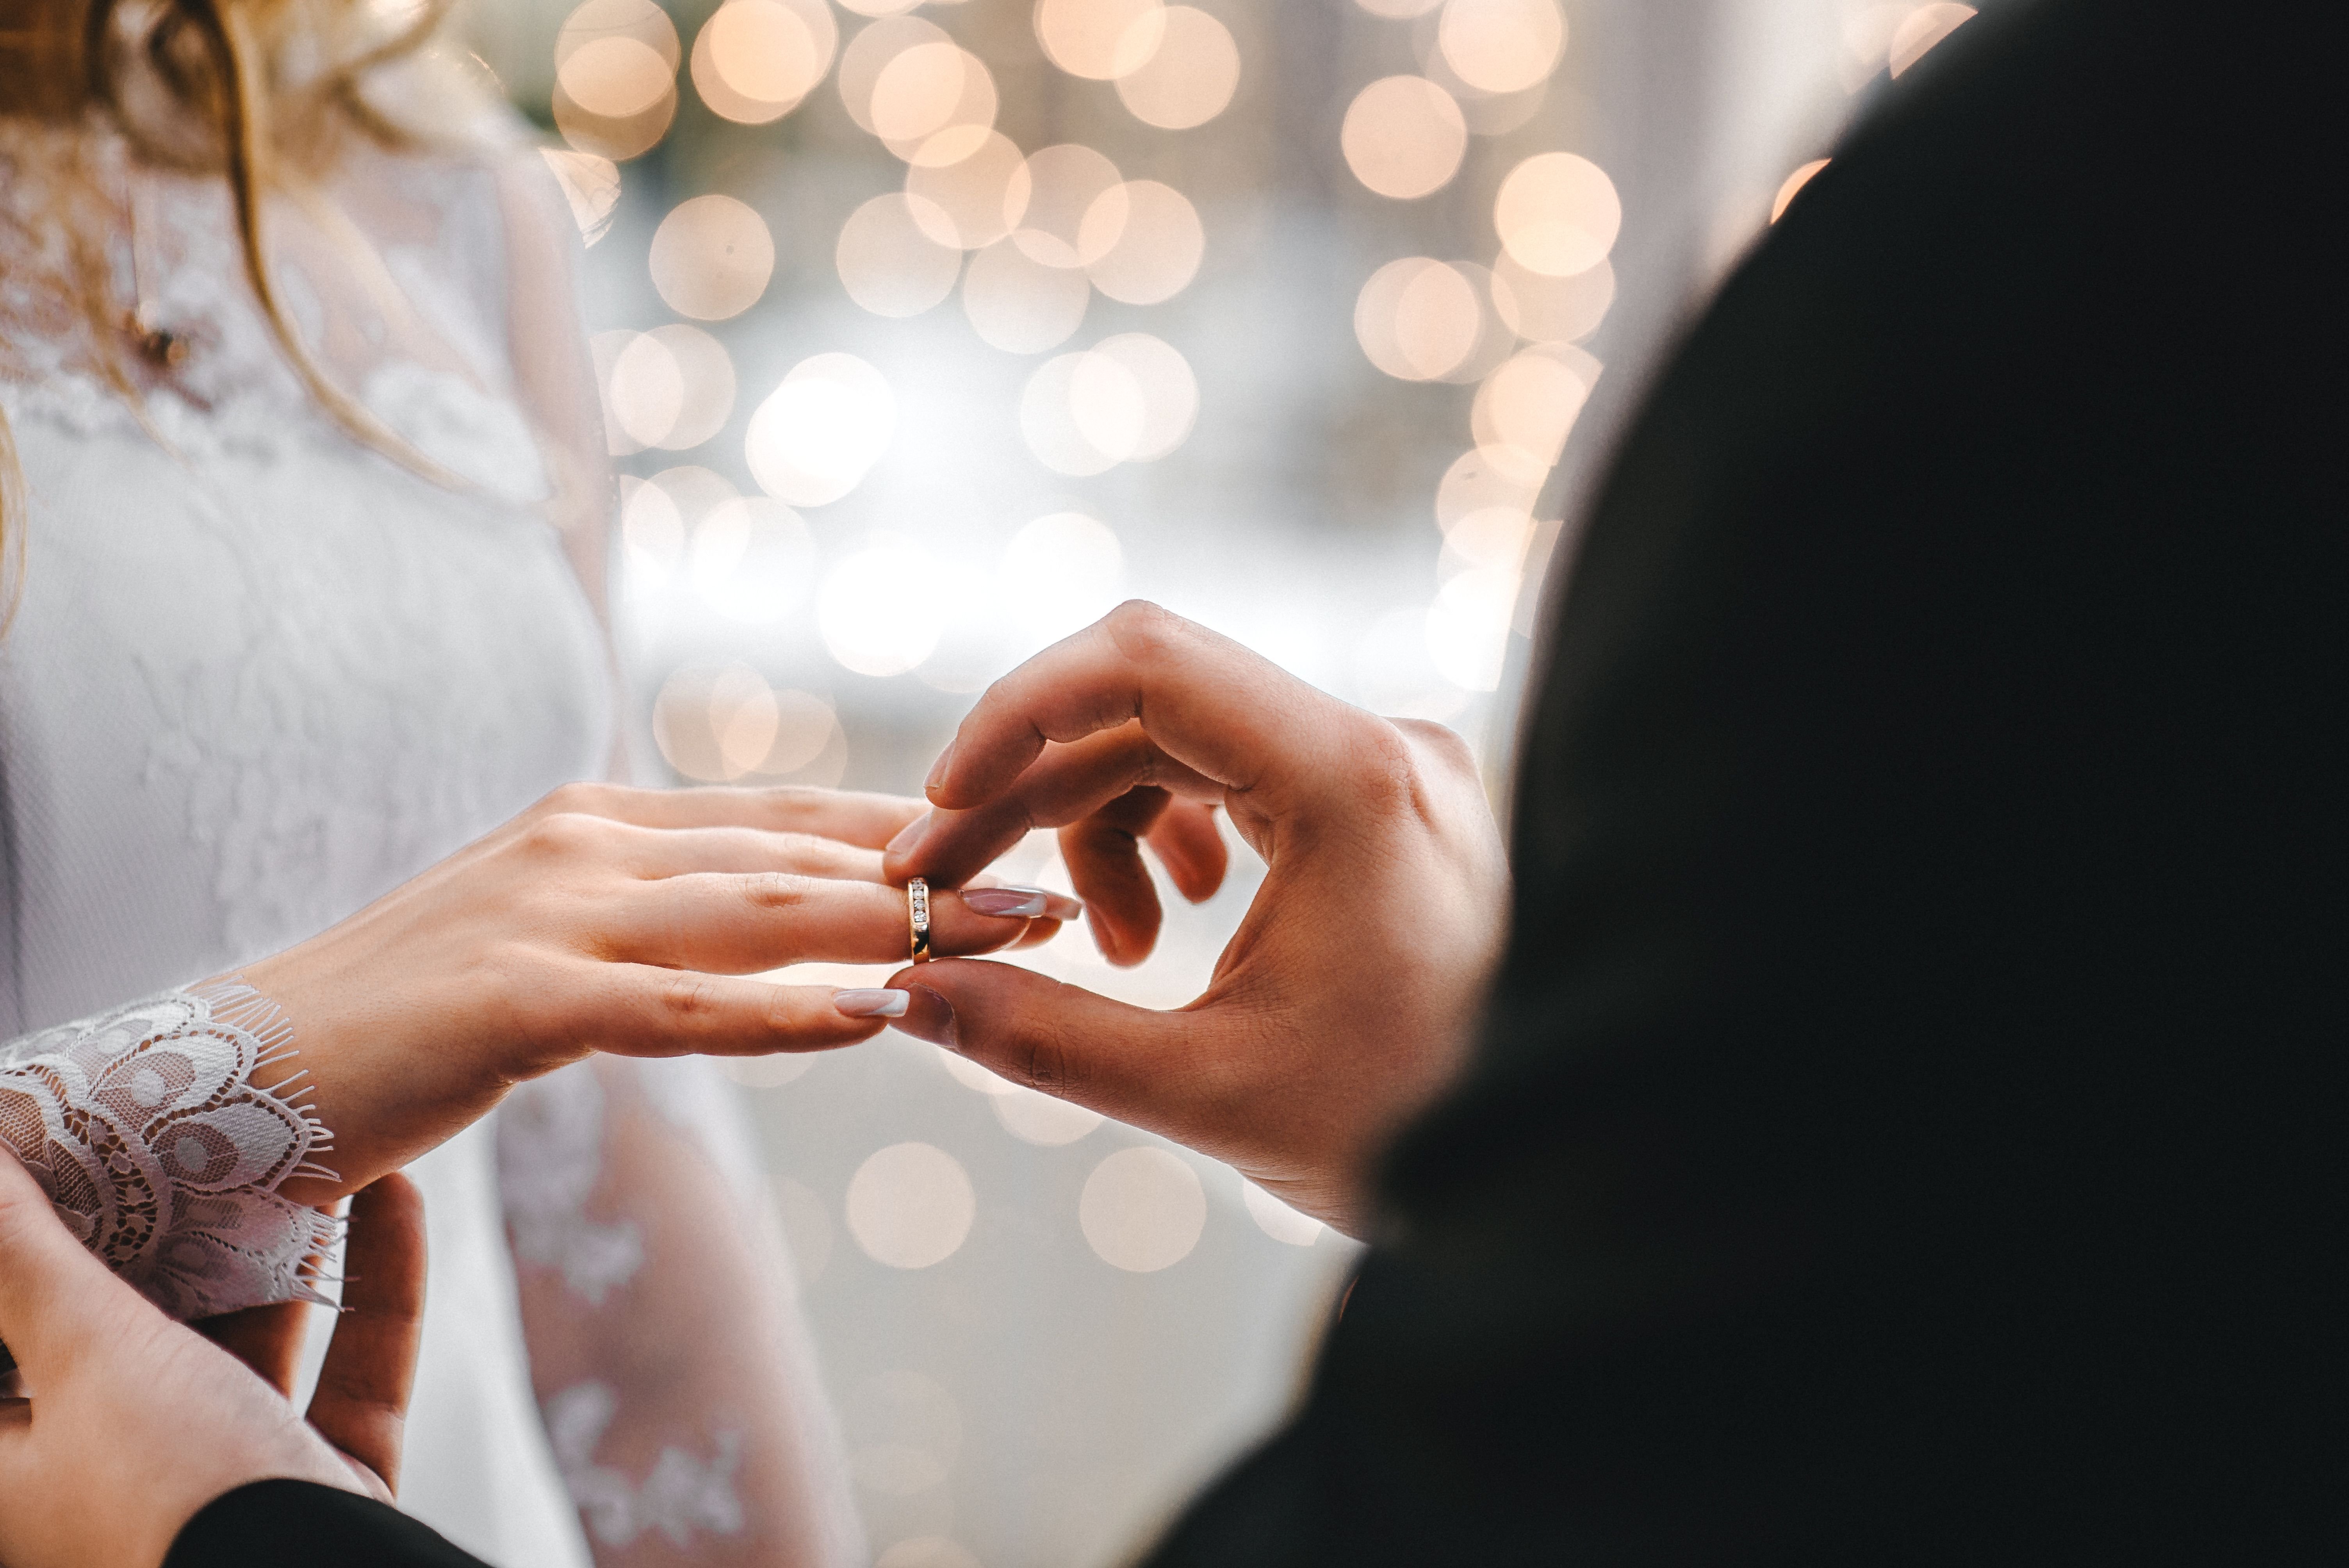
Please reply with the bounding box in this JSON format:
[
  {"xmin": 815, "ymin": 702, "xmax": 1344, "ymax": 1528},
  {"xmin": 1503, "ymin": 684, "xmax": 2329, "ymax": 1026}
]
[
  {"xmin": 499, "ymin": 1058, "xmax": 865, "ymax": 1566},
  {"xmin": 0, "ymin": 980, "xmax": 338, "ymax": 1324}
]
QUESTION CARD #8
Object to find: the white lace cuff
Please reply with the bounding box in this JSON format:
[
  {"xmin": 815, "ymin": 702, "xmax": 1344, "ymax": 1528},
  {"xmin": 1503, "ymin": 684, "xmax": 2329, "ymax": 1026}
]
[{"xmin": 0, "ymin": 980, "xmax": 339, "ymax": 1319}]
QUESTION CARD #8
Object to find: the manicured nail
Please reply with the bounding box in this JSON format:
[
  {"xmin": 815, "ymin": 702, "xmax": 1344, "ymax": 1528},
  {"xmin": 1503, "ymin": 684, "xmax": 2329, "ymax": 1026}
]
[
  {"xmin": 962, "ymin": 886, "xmax": 1050, "ymax": 919},
  {"xmin": 895, "ymin": 984, "xmax": 959, "ymax": 1049},
  {"xmin": 834, "ymin": 989, "xmax": 908, "ymax": 1019},
  {"xmin": 924, "ymin": 739, "xmax": 956, "ymax": 796},
  {"xmin": 886, "ymin": 811, "xmax": 932, "ymax": 857}
]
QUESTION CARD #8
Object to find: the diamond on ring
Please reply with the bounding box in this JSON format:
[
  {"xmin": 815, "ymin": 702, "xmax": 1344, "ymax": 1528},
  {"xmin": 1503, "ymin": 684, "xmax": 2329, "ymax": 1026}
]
[{"xmin": 908, "ymin": 877, "xmax": 932, "ymax": 962}]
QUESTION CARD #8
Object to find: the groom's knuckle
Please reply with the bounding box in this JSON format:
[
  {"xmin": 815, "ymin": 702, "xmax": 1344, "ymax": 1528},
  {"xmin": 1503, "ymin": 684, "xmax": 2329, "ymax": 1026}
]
[{"xmin": 1103, "ymin": 599, "xmax": 1178, "ymax": 663}]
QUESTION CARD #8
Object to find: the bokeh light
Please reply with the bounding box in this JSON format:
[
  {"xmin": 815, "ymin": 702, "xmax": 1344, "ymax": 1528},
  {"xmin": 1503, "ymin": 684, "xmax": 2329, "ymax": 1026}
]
[
  {"xmin": 1771, "ymin": 158, "xmax": 1830, "ymax": 222},
  {"xmin": 651, "ymin": 662, "xmax": 845, "ymax": 783},
  {"xmin": 745, "ymin": 353, "xmax": 896, "ymax": 505},
  {"xmin": 962, "ymin": 240, "xmax": 1091, "ymax": 353},
  {"xmin": 999, "ymin": 512, "xmax": 1125, "ymax": 648},
  {"xmin": 838, "ymin": 16, "xmax": 953, "ymax": 135},
  {"xmin": 1436, "ymin": 0, "xmax": 1565, "ymax": 96},
  {"xmin": 593, "ymin": 328, "xmax": 677, "ymax": 453},
  {"xmin": 690, "ymin": 0, "xmax": 836, "ymax": 124},
  {"xmin": 1034, "ymin": 0, "xmax": 1164, "ymax": 81},
  {"xmin": 846, "ymin": 1369, "xmax": 963, "ymax": 1499},
  {"xmin": 1353, "ymin": 0, "xmax": 1442, "ymax": 16},
  {"xmin": 905, "ymin": 129, "xmax": 1027, "ymax": 249},
  {"xmin": 1241, "ymin": 1181, "xmax": 1324, "ymax": 1246},
  {"xmin": 1113, "ymin": 6, "xmax": 1240, "ymax": 129},
  {"xmin": 1078, "ymin": 1146, "xmax": 1206, "ymax": 1272},
  {"xmin": 1494, "ymin": 151, "xmax": 1622, "ymax": 277},
  {"xmin": 1021, "ymin": 336, "xmax": 1194, "ymax": 474},
  {"xmin": 1472, "ymin": 343, "xmax": 1599, "ymax": 468},
  {"xmin": 818, "ymin": 536, "xmax": 953, "ymax": 676},
  {"xmin": 552, "ymin": 0, "xmax": 679, "ymax": 160},
  {"xmin": 1889, "ymin": 2, "xmax": 1976, "ymax": 76},
  {"xmin": 1489, "ymin": 251, "xmax": 1613, "ymax": 343},
  {"xmin": 1008, "ymin": 144, "xmax": 1125, "ymax": 269},
  {"xmin": 689, "ymin": 495, "xmax": 816, "ymax": 622},
  {"xmin": 883, "ymin": 43, "xmax": 989, "ymax": 143},
  {"xmin": 838, "ymin": 194, "xmax": 964, "ymax": 317},
  {"xmin": 1342, "ymin": 76, "xmax": 1467, "ymax": 200},
  {"xmin": 1424, "ymin": 566, "xmax": 1515, "ymax": 690},
  {"xmin": 846, "ymin": 1143, "xmax": 975, "ymax": 1269},
  {"xmin": 649, "ymin": 194, "xmax": 776, "ymax": 320},
  {"xmin": 1434, "ymin": 444, "xmax": 1545, "ymax": 532},
  {"xmin": 1082, "ymin": 180, "xmax": 1203, "ymax": 305},
  {"xmin": 992, "ymin": 1088, "xmax": 1105, "ymax": 1146},
  {"xmin": 1355, "ymin": 257, "xmax": 1482, "ymax": 381}
]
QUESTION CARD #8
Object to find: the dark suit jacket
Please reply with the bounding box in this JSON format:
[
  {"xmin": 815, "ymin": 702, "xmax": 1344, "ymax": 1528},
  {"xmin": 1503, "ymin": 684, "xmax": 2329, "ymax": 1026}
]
[
  {"xmin": 171, "ymin": 1, "xmax": 2338, "ymax": 1563},
  {"xmin": 1145, "ymin": 0, "xmax": 2337, "ymax": 1561}
]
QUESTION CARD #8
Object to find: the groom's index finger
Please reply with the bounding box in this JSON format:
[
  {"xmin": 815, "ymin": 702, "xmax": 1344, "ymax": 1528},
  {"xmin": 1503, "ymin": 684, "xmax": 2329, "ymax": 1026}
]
[{"xmin": 928, "ymin": 602, "xmax": 1347, "ymax": 814}]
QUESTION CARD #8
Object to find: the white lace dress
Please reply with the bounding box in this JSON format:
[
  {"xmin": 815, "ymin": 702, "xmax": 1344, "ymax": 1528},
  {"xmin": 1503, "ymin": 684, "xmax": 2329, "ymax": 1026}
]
[{"xmin": 0, "ymin": 122, "xmax": 855, "ymax": 1568}]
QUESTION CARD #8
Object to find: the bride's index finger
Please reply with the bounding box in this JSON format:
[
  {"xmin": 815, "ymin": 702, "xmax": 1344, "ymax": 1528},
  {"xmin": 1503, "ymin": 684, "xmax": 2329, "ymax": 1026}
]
[{"xmin": 926, "ymin": 603, "xmax": 1361, "ymax": 815}]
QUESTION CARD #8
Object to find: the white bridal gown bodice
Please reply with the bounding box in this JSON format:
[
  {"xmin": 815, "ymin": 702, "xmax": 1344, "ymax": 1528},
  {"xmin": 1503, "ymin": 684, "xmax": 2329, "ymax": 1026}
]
[{"xmin": 0, "ymin": 123, "xmax": 604, "ymax": 1567}]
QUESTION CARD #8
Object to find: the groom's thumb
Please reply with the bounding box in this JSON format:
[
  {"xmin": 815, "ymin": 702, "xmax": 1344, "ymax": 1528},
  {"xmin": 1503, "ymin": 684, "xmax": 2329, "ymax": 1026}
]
[{"xmin": 887, "ymin": 959, "xmax": 1231, "ymax": 1142}]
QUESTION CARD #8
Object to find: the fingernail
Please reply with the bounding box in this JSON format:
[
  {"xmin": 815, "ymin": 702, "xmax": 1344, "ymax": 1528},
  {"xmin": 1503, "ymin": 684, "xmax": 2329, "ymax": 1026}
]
[
  {"xmin": 895, "ymin": 984, "xmax": 959, "ymax": 1049},
  {"xmin": 962, "ymin": 886, "xmax": 1050, "ymax": 919},
  {"xmin": 924, "ymin": 740, "xmax": 956, "ymax": 796},
  {"xmin": 834, "ymin": 988, "xmax": 909, "ymax": 1019},
  {"xmin": 886, "ymin": 811, "xmax": 932, "ymax": 857}
]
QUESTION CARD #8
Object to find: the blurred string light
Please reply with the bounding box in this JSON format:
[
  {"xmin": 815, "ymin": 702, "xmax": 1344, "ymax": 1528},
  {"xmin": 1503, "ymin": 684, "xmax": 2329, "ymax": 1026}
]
[
  {"xmin": 1435, "ymin": 0, "xmax": 1563, "ymax": 95},
  {"xmin": 1841, "ymin": 1, "xmax": 1976, "ymax": 88},
  {"xmin": 1494, "ymin": 151, "xmax": 1621, "ymax": 277},
  {"xmin": 1771, "ymin": 158, "xmax": 1830, "ymax": 222},
  {"xmin": 690, "ymin": 0, "xmax": 838, "ymax": 123},
  {"xmin": 818, "ymin": 535, "xmax": 954, "ymax": 677},
  {"xmin": 1020, "ymin": 335, "xmax": 1197, "ymax": 475},
  {"xmin": 650, "ymin": 194, "xmax": 776, "ymax": 320},
  {"xmin": 745, "ymin": 352, "xmax": 896, "ymax": 505},
  {"xmin": 961, "ymin": 240, "xmax": 1091, "ymax": 353},
  {"xmin": 1342, "ymin": 75, "xmax": 1468, "ymax": 199},
  {"xmin": 1113, "ymin": 6, "xmax": 1240, "ymax": 129},
  {"xmin": 837, "ymin": 193, "xmax": 964, "ymax": 316},
  {"xmin": 653, "ymin": 662, "xmax": 847, "ymax": 784},
  {"xmin": 552, "ymin": 0, "xmax": 679, "ymax": 160},
  {"xmin": 591, "ymin": 324, "xmax": 736, "ymax": 453},
  {"xmin": 1079, "ymin": 1146, "xmax": 1205, "ymax": 1273}
]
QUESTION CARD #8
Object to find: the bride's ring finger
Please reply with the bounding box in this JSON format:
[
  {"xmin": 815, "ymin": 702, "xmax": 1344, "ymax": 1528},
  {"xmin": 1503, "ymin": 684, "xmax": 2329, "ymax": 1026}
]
[{"xmin": 607, "ymin": 873, "xmax": 1083, "ymax": 971}]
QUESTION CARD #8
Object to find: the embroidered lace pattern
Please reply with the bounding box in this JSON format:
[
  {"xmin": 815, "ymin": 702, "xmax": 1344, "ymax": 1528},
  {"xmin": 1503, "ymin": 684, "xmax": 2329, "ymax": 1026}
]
[
  {"xmin": 546, "ymin": 1378, "xmax": 748, "ymax": 1551},
  {"xmin": 0, "ymin": 980, "xmax": 337, "ymax": 1319}
]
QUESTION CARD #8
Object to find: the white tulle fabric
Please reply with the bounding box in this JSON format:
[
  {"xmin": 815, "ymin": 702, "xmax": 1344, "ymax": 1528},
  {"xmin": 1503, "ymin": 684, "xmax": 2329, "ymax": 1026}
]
[{"xmin": 0, "ymin": 979, "xmax": 337, "ymax": 1318}]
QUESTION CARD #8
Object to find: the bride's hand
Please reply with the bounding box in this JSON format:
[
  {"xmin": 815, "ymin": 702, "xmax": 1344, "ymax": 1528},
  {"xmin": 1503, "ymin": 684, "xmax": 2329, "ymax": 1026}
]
[
  {"xmin": 881, "ymin": 604, "xmax": 1508, "ymax": 1235},
  {"xmin": 237, "ymin": 784, "xmax": 1078, "ymax": 1203}
]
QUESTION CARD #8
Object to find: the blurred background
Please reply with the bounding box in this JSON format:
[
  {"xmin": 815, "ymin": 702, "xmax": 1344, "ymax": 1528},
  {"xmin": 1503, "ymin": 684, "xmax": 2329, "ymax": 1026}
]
[{"xmin": 453, "ymin": 0, "xmax": 1975, "ymax": 1561}]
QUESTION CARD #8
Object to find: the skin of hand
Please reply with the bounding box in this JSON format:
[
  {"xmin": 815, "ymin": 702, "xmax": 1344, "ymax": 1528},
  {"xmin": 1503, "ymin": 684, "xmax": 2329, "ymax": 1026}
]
[
  {"xmin": 234, "ymin": 782, "xmax": 1078, "ymax": 1207},
  {"xmin": 0, "ymin": 1150, "xmax": 427, "ymax": 1568},
  {"xmin": 882, "ymin": 602, "xmax": 1510, "ymax": 1235}
]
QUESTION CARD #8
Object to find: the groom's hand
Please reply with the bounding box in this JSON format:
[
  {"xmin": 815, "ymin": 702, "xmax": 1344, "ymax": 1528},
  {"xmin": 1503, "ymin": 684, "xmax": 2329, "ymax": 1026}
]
[
  {"xmin": 883, "ymin": 603, "xmax": 1509, "ymax": 1235},
  {"xmin": 0, "ymin": 1153, "xmax": 426, "ymax": 1568}
]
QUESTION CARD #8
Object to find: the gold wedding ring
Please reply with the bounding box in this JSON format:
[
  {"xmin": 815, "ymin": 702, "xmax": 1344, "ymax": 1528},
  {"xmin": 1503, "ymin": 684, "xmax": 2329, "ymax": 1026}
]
[{"xmin": 907, "ymin": 877, "xmax": 932, "ymax": 962}]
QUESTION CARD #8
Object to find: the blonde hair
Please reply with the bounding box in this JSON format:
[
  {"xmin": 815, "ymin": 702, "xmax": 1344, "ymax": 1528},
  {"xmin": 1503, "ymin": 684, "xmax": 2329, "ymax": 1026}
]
[{"xmin": 0, "ymin": 0, "xmax": 484, "ymax": 618}]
